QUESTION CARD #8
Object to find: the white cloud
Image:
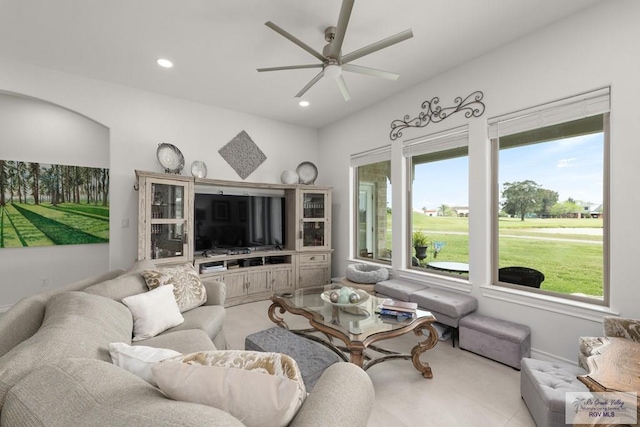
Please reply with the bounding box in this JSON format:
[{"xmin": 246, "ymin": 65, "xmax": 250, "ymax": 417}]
[{"xmin": 557, "ymin": 157, "xmax": 577, "ymax": 168}]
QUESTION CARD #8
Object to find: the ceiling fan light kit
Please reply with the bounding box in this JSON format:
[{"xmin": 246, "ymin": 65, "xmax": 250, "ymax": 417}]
[{"xmin": 257, "ymin": 0, "xmax": 413, "ymax": 101}]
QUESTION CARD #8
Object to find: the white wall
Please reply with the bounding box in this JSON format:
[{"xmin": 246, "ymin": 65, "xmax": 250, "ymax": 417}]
[
  {"xmin": 0, "ymin": 59, "xmax": 318, "ymax": 307},
  {"xmin": 0, "ymin": 92, "xmax": 110, "ymax": 309},
  {"xmin": 318, "ymin": 0, "xmax": 640, "ymax": 361}
]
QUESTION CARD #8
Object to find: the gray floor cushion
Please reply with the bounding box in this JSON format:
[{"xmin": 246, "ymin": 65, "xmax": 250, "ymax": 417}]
[{"xmin": 245, "ymin": 327, "xmax": 340, "ymax": 391}]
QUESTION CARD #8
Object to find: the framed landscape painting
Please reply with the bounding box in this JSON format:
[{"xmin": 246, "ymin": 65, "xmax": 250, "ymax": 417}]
[{"xmin": 0, "ymin": 160, "xmax": 109, "ymax": 248}]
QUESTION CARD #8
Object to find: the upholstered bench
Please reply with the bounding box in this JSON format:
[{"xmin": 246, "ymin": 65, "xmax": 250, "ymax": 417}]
[
  {"xmin": 375, "ymin": 279, "xmax": 478, "ymax": 347},
  {"xmin": 245, "ymin": 327, "xmax": 341, "ymax": 391},
  {"xmin": 459, "ymin": 313, "xmax": 531, "ymax": 369},
  {"xmin": 520, "ymin": 358, "xmax": 588, "ymax": 427}
]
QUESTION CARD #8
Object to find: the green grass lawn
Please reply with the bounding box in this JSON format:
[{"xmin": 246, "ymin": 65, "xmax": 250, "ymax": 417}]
[
  {"xmin": 387, "ymin": 213, "xmax": 604, "ymax": 297},
  {"xmin": 0, "ymin": 202, "xmax": 109, "ymax": 247}
]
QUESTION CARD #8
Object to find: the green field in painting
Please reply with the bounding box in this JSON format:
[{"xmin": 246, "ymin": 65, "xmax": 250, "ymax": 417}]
[{"xmin": 0, "ymin": 202, "xmax": 109, "ymax": 247}]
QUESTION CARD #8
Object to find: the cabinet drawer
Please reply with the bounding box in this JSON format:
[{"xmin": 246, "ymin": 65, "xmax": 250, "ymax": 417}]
[{"xmin": 299, "ymin": 253, "xmax": 328, "ymax": 264}]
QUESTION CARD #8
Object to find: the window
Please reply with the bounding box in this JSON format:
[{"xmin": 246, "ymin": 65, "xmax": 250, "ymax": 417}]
[
  {"xmin": 403, "ymin": 127, "xmax": 469, "ymax": 276},
  {"xmin": 489, "ymin": 88, "xmax": 610, "ymax": 304},
  {"xmin": 351, "ymin": 147, "xmax": 392, "ymax": 264}
]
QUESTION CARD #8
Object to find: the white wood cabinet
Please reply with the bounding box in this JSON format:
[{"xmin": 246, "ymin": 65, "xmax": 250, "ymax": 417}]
[
  {"xmin": 297, "ymin": 252, "xmax": 331, "ymax": 288},
  {"xmin": 136, "ymin": 171, "xmax": 332, "ymax": 306},
  {"xmin": 136, "ymin": 171, "xmax": 193, "ymax": 265}
]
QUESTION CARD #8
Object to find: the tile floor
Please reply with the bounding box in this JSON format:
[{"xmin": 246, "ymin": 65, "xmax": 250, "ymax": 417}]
[{"xmin": 224, "ymin": 300, "xmax": 537, "ymax": 427}]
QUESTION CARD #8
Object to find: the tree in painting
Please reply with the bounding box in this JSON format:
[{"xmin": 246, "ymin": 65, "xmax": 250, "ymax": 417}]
[{"xmin": 0, "ymin": 160, "xmax": 110, "ymax": 248}]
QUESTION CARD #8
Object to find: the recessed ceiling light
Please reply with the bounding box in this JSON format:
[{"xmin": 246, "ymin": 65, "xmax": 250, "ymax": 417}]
[
  {"xmin": 156, "ymin": 58, "xmax": 173, "ymax": 68},
  {"xmin": 299, "ymin": 101, "xmax": 310, "ymax": 107}
]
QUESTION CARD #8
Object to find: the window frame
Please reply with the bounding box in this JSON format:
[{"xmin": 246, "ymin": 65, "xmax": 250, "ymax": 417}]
[
  {"xmin": 403, "ymin": 126, "xmax": 470, "ymax": 278},
  {"xmin": 350, "ymin": 146, "xmax": 392, "ymax": 265},
  {"xmin": 489, "ymin": 89, "xmax": 610, "ymax": 306}
]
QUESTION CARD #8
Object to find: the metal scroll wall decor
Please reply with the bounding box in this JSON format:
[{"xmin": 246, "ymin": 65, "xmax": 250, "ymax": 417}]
[{"xmin": 389, "ymin": 91, "xmax": 485, "ymax": 140}]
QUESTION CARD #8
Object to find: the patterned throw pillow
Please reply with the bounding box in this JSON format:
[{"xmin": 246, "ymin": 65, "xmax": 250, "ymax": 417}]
[
  {"xmin": 152, "ymin": 350, "xmax": 307, "ymax": 427},
  {"xmin": 141, "ymin": 263, "xmax": 207, "ymax": 312}
]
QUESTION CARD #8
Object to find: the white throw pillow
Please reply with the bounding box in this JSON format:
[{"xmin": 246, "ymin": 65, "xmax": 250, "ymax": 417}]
[
  {"xmin": 141, "ymin": 263, "xmax": 207, "ymax": 312},
  {"xmin": 152, "ymin": 350, "xmax": 306, "ymax": 427},
  {"xmin": 108, "ymin": 342, "xmax": 182, "ymax": 386},
  {"xmin": 122, "ymin": 285, "xmax": 184, "ymax": 342}
]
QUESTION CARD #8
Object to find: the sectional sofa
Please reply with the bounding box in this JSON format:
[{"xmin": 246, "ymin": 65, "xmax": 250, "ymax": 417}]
[{"xmin": 0, "ymin": 260, "xmax": 374, "ymax": 426}]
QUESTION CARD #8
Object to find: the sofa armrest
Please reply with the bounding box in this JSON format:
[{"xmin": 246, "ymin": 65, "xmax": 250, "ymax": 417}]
[
  {"xmin": 603, "ymin": 316, "xmax": 640, "ymax": 342},
  {"xmin": 202, "ymin": 279, "xmax": 226, "ymax": 306},
  {"xmin": 290, "ymin": 362, "xmax": 374, "ymax": 427}
]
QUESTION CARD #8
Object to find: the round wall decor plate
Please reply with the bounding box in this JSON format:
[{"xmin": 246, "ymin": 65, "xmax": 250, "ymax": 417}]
[
  {"xmin": 191, "ymin": 161, "xmax": 207, "ymax": 178},
  {"xmin": 156, "ymin": 143, "xmax": 185, "ymax": 174},
  {"xmin": 296, "ymin": 161, "xmax": 318, "ymax": 184}
]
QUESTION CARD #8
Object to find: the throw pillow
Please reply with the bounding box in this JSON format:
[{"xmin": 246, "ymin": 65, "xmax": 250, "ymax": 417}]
[
  {"xmin": 121, "ymin": 285, "xmax": 184, "ymax": 342},
  {"xmin": 152, "ymin": 350, "xmax": 307, "ymax": 427},
  {"xmin": 141, "ymin": 263, "xmax": 207, "ymax": 312},
  {"xmin": 108, "ymin": 342, "xmax": 182, "ymax": 386}
]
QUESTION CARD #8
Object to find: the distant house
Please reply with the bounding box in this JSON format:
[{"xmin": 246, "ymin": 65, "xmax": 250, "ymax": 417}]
[
  {"xmin": 452, "ymin": 206, "xmax": 469, "ymax": 217},
  {"xmin": 422, "ymin": 209, "xmax": 438, "ymax": 217},
  {"xmin": 590, "ymin": 204, "xmax": 604, "ymax": 218},
  {"xmin": 576, "ymin": 201, "xmax": 603, "ymax": 219}
]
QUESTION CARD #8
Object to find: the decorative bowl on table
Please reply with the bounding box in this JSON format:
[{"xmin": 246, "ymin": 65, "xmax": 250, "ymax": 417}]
[{"xmin": 320, "ymin": 288, "xmax": 370, "ymax": 307}]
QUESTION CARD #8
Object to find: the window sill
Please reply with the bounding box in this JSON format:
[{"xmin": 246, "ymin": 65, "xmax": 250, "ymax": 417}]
[
  {"xmin": 479, "ymin": 285, "xmax": 618, "ymax": 322},
  {"xmin": 396, "ymin": 268, "xmax": 472, "ymax": 293}
]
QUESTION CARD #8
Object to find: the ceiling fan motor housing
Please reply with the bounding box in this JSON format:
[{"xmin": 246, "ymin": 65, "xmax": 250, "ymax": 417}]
[{"xmin": 324, "ymin": 26, "xmax": 336, "ymax": 42}]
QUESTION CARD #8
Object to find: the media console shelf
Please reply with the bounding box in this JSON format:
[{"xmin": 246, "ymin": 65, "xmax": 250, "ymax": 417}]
[{"xmin": 135, "ymin": 170, "xmax": 332, "ymax": 307}]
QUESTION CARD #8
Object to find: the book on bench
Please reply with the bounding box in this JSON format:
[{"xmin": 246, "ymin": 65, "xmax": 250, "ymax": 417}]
[{"xmin": 380, "ymin": 299, "xmax": 418, "ymax": 313}]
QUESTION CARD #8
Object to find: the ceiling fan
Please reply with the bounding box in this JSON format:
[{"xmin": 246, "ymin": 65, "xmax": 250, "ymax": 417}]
[{"xmin": 257, "ymin": 0, "xmax": 413, "ymax": 101}]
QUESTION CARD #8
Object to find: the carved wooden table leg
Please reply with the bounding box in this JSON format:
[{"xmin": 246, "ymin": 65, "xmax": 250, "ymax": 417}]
[
  {"xmin": 268, "ymin": 302, "xmax": 289, "ymax": 330},
  {"xmin": 410, "ymin": 322, "xmax": 439, "ymax": 378},
  {"xmin": 348, "ymin": 343, "xmax": 366, "ymax": 367}
]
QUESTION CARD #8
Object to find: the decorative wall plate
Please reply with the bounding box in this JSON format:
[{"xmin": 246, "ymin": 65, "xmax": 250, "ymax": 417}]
[
  {"xmin": 296, "ymin": 161, "xmax": 318, "ymax": 185},
  {"xmin": 191, "ymin": 160, "xmax": 207, "ymax": 178},
  {"xmin": 156, "ymin": 143, "xmax": 185, "ymax": 174}
]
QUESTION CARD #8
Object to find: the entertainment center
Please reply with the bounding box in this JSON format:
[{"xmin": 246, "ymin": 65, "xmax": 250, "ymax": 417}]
[{"xmin": 135, "ymin": 170, "xmax": 332, "ymax": 306}]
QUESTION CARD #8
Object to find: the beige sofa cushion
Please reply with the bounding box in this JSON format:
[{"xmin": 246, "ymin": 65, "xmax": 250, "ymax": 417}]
[
  {"xmin": 84, "ymin": 259, "xmax": 155, "ymax": 301},
  {"xmin": 0, "ymin": 291, "xmax": 133, "ymax": 409},
  {"xmin": 136, "ymin": 329, "xmax": 217, "ymax": 354},
  {"xmin": 142, "ymin": 263, "xmax": 207, "ymax": 312},
  {"xmin": 0, "ymin": 269, "xmax": 123, "ymax": 359},
  {"xmin": 1, "ymin": 358, "xmax": 244, "ymax": 427},
  {"xmin": 153, "ymin": 350, "xmax": 306, "ymax": 427},
  {"xmin": 162, "ymin": 305, "xmax": 226, "ymax": 342}
]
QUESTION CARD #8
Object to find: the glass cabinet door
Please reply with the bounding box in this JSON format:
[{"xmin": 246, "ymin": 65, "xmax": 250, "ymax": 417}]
[
  {"xmin": 300, "ymin": 190, "xmax": 329, "ymax": 250},
  {"xmin": 145, "ymin": 180, "xmax": 190, "ymax": 262}
]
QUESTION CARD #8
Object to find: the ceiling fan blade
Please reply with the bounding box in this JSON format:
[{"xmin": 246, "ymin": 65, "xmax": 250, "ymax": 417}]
[
  {"xmin": 341, "ymin": 29, "xmax": 413, "ymax": 64},
  {"xmin": 335, "ymin": 75, "xmax": 351, "ymax": 102},
  {"xmin": 327, "ymin": 0, "xmax": 354, "ymax": 59},
  {"xmin": 265, "ymin": 21, "xmax": 326, "ymax": 62},
  {"xmin": 295, "ymin": 70, "xmax": 325, "ymax": 98},
  {"xmin": 257, "ymin": 64, "xmax": 323, "ymax": 72},
  {"xmin": 342, "ymin": 64, "xmax": 399, "ymax": 80}
]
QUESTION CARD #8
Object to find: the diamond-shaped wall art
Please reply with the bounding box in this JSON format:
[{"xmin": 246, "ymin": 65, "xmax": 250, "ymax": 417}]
[{"xmin": 218, "ymin": 130, "xmax": 267, "ymax": 180}]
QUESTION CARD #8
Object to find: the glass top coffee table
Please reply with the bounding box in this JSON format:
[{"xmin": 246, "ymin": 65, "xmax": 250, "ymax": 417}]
[{"xmin": 268, "ymin": 285, "xmax": 439, "ymax": 378}]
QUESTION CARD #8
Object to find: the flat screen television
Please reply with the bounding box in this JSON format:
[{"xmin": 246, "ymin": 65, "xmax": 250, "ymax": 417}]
[{"xmin": 194, "ymin": 191, "xmax": 285, "ymax": 254}]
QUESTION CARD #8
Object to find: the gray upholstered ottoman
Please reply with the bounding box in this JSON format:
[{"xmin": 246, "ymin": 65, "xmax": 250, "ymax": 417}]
[
  {"xmin": 245, "ymin": 327, "xmax": 341, "ymax": 391},
  {"xmin": 520, "ymin": 358, "xmax": 588, "ymax": 427},
  {"xmin": 459, "ymin": 313, "xmax": 530, "ymax": 369}
]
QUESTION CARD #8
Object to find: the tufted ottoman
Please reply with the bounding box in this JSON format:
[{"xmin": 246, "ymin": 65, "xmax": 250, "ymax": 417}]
[
  {"xmin": 459, "ymin": 313, "xmax": 530, "ymax": 369},
  {"xmin": 245, "ymin": 327, "xmax": 341, "ymax": 391},
  {"xmin": 520, "ymin": 358, "xmax": 588, "ymax": 427}
]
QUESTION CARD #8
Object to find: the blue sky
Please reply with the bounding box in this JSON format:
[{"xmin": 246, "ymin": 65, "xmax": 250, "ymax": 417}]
[{"xmin": 411, "ymin": 133, "xmax": 604, "ymax": 210}]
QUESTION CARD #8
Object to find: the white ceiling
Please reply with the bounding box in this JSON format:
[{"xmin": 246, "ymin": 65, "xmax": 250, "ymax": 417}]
[{"xmin": 0, "ymin": 0, "xmax": 601, "ymax": 129}]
